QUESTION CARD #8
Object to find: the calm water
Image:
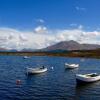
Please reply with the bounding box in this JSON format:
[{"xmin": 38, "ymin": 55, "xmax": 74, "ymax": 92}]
[{"xmin": 0, "ymin": 56, "xmax": 100, "ymax": 100}]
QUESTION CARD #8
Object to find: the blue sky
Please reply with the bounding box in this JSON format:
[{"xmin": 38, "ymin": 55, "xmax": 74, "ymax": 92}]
[
  {"xmin": 0, "ymin": 0, "xmax": 100, "ymax": 50},
  {"xmin": 0, "ymin": 0, "xmax": 100, "ymax": 30}
]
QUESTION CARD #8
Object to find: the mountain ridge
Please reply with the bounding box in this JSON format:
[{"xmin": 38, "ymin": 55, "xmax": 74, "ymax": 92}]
[{"xmin": 43, "ymin": 40, "xmax": 100, "ymax": 51}]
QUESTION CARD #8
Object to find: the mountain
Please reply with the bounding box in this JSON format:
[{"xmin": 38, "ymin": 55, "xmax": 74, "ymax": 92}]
[
  {"xmin": 0, "ymin": 48, "xmax": 9, "ymax": 52},
  {"xmin": 43, "ymin": 40, "xmax": 100, "ymax": 51}
]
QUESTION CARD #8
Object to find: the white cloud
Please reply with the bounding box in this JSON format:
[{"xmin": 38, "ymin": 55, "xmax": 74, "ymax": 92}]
[
  {"xmin": 70, "ymin": 24, "xmax": 83, "ymax": 29},
  {"xmin": 34, "ymin": 26, "xmax": 48, "ymax": 34},
  {"xmin": 78, "ymin": 25, "xmax": 83, "ymax": 29},
  {"xmin": 75, "ymin": 6, "xmax": 86, "ymax": 11},
  {"xmin": 19, "ymin": 34, "xmax": 28, "ymax": 41},
  {"xmin": 70, "ymin": 23, "xmax": 77, "ymax": 27},
  {"xmin": 0, "ymin": 26, "xmax": 100, "ymax": 50},
  {"xmin": 36, "ymin": 19, "xmax": 45, "ymax": 23}
]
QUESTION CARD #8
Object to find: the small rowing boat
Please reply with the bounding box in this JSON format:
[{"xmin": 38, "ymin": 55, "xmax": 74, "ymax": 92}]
[
  {"xmin": 26, "ymin": 66, "xmax": 47, "ymax": 74},
  {"xmin": 65, "ymin": 63, "xmax": 79, "ymax": 69},
  {"xmin": 76, "ymin": 73, "xmax": 100, "ymax": 84}
]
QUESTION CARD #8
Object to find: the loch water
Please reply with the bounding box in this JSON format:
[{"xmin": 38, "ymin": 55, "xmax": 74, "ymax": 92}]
[{"xmin": 0, "ymin": 55, "xmax": 100, "ymax": 100}]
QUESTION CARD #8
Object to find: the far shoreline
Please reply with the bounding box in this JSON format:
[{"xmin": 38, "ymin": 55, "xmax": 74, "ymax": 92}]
[{"xmin": 0, "ymin": 49, "xmax": 100, "ymax": 59}]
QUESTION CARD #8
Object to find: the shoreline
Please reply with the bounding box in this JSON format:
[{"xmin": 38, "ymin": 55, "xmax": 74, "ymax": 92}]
[{"xmin": 0, "ymin": 50, "xmax": 100, "ymax": 59}]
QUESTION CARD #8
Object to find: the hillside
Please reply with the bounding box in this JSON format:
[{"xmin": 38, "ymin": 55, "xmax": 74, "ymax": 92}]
[{"xmin": 43, "ymin": 40, "xmax": 100, "ymax": 51}]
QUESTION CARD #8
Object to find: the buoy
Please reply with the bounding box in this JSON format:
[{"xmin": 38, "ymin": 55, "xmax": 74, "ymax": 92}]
[{"xmin": 16, "ymin": 79, "xmax": 21, "ymax": 85}]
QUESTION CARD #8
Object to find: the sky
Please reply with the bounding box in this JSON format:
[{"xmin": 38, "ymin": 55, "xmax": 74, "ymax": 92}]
[{"xmin": 0, "ymin": 0, "xmax": 100, "ymax": 50}]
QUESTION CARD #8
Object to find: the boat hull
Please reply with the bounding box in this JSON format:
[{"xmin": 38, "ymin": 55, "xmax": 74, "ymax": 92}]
[
  {"xmin": 27, "ymin": 67, "xmax": 47, "ymax": 75},
  {"xmin": 76, "ymin": 79, "xmax": 95, "ymax": 85},
  {"xmin": 65, "ymin": 63, "xmax": 79, "ymax": 69},
  {"xmin": 76, "ymin": 74, "xmax": 100, "ymax": 85},
  {"xmin": 23, "ymin": 56, "xmax": 30, "ymax": 59}
]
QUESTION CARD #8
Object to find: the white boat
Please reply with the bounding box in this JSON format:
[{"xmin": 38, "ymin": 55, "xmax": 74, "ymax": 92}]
[
  {"xmin": 23, "ymin": 56, "xmax": 30, "ymax": 59},
  {"xmin": 26, "ymin": 66, "xmax": 47, "ymax": 74},
  {"xmin": 65, "ymin": 63, "xmax": 79, "ymax": 69},
  {"xmin": 76, "ymin": 73, "xmax": 100, "ymax": 84}
]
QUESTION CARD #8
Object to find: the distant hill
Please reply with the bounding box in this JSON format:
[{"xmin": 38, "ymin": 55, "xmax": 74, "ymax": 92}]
[
  {"xmin": 0, "ymin": 48, "xmax": 9, "ymax": 52},
  {"xmin": 43, "ymin": 40, "xmax": 100, "ymax": 51}
]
